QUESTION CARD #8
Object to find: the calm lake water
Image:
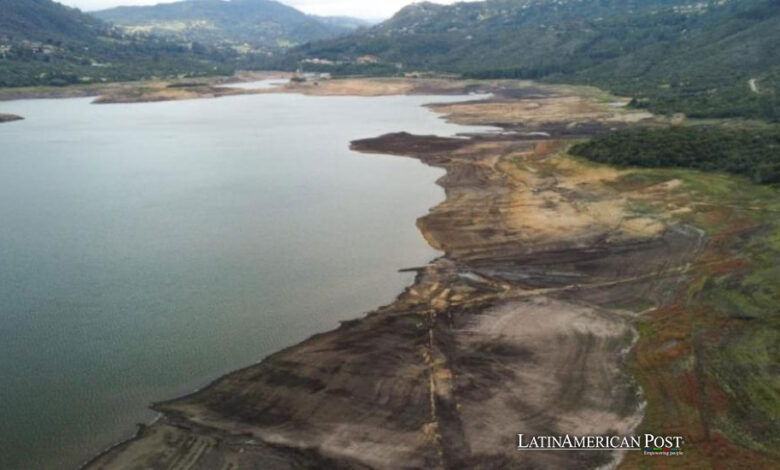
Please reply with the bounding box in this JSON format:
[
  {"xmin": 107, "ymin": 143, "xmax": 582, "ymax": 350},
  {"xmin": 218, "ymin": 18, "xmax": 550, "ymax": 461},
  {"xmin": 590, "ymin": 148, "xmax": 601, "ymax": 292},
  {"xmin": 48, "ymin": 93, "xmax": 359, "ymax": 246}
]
[{"xmin": 0, "ymin": 89, "xmax": 490, "ymax": 469}]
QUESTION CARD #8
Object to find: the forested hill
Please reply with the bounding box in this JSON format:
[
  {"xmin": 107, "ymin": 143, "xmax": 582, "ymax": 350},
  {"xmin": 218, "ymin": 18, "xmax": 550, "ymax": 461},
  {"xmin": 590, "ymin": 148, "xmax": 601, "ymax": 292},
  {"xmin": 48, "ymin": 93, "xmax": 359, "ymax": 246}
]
[
  {"xmin": 93, "ymin": 0, "xmax": 368, "ymax": 52},
  {"xmin": 0, "ymin": 0, "xmax": 233, "ymax": 87},
  {"xmin": 0, "ymin": 0, "xmax": 104, "ymax": 42},
  {"xmin": 287, "ymin": 0, "xmax": 779, "ymax": 121}
]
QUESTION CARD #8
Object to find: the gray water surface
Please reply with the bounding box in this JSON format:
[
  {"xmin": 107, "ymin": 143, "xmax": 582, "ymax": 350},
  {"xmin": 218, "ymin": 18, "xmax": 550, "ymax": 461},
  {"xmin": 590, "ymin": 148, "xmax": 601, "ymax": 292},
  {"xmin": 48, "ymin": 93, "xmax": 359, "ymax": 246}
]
[{"xmin": 0, "ymin": 91, "xmax": 490, "ymax": 469}]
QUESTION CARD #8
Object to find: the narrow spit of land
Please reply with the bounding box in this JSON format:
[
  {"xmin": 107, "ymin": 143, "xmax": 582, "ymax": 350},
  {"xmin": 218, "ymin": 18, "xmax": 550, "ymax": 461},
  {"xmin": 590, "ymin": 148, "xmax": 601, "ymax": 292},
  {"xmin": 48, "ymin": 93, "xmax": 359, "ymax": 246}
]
[
  {"xmin": 0, "ymin": 112, "xmax": 23, "ymax": 122},
  {"xmin": 83, "ymin": 79, "xmax": 779, "ymax": 470},
  {"xmin": 0, "ymin": 71, "xmax": 291, "ymax": 104}
]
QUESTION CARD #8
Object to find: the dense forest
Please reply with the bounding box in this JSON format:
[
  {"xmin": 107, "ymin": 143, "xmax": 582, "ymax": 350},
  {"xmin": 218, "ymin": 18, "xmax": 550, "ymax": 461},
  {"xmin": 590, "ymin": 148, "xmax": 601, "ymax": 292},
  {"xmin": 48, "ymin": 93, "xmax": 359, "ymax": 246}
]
[
  {"xmin": 0, "ymin": 36, "xmax": 235, "ymax": 88},
  {"xmin": 287, "ymin": 0, "xmax": 779, "ymax": 121},
  {"xmin": 570, "ymin": 127, "xmax": 780, "ymax": 184}
]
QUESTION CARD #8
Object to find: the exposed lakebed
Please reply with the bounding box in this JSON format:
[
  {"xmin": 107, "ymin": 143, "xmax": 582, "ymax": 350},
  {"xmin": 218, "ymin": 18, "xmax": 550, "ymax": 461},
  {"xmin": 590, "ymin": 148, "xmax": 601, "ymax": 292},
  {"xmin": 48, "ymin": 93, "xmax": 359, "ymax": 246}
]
[{"xmin": 0, "ymin": 89, "xmax": 492, "ymax": 469}]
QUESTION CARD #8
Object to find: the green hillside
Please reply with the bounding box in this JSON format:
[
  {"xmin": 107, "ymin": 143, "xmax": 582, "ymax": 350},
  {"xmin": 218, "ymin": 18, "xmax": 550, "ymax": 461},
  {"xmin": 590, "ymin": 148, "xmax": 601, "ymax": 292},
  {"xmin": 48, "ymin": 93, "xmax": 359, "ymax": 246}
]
[
  {"xmin": 0, "ymin": 0, "xmax": 233, "ymax": 88},
  {"xmin": 287, "ymin": 0, "xmax": 779, "ymax": 120},
  {"xmin": 93, "ymin": 0, "xmax": 368, "ymax": 54},
  {"xmin": 0, "ymin": 0, "xmax": 104, "ymax": 42}
]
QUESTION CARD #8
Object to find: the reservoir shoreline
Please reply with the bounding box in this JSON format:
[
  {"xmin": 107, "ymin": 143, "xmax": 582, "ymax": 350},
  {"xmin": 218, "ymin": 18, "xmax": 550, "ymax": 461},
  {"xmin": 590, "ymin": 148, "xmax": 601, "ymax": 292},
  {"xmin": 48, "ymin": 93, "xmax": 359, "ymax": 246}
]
[
  {"xmin": 82, "ymin": 80, "xmax": 695, "ymax": 469},
  {"xmin": 8, "ymin": 76, "xmax": 776, "ymax": 469},
  {"xmin": 0, "ymin": 87, "xmax": 480, "ymax": 470}
]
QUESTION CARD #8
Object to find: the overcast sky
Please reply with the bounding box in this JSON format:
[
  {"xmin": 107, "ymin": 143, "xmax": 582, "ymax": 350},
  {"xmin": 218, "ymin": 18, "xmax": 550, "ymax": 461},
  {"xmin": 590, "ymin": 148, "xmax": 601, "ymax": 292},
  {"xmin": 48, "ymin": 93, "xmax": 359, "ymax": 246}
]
[{"xmin": 58, "ymin": 0, "xmax": 471, "ymax": 19}]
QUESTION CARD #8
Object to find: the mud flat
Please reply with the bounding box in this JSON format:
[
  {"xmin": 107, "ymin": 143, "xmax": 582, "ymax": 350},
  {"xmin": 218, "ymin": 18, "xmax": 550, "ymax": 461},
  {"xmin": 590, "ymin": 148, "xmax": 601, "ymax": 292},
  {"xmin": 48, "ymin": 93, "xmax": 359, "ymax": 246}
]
[
  {"xmin": 91, "ymin": 72, "xmax": 298, "ymax": 104},
  {"xmin": 83, "ymin": 80, "xmax": 779, "ymax": 469},
  {"xmin": 92, "ymin": 83, "xmax": 254, "ymax": 104},
  {"xmin": 0, "ymin": 112, "xmax": 23, "ymax": 122},
  {"xmin": 0, "ymin": 71, "xmax": 291, "ymax": 104},
  {"xmin": 91, "ymin": 72, "xmax": 291, "ymax": 103},
  {"xmin": 89, "ymin": 76, "xmax": 481, "ymax": 104}
]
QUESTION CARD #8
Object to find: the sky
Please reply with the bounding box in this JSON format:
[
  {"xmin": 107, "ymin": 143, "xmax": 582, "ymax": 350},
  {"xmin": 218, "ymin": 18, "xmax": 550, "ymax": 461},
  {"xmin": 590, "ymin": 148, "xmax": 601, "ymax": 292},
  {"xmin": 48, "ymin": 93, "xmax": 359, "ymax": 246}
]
[{"xmin": 58, "ymin": 0, "xmax": 471, "ymax": 19}]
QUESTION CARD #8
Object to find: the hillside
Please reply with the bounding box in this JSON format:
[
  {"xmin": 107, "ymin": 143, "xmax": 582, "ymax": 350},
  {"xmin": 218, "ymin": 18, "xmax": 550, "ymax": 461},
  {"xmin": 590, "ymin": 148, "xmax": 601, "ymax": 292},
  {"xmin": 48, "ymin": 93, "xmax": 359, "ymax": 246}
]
[
  {"xmin": 0, "ymin": 0, "xmax": 105, "ymax": 42},
  {"xmin": 93, "ymin": 0, "xmax": 367, "ymax": 54},
  {"xmin": 312, "ymin": 15, "xmax": 374, "ymax": 32},
  {"xmin": 0, "ymin": 0, "xmax": 232, "ymax": 88},
  {"xmin": 288, "ymin": 0, "xmax": 779, "ymax": 120}
]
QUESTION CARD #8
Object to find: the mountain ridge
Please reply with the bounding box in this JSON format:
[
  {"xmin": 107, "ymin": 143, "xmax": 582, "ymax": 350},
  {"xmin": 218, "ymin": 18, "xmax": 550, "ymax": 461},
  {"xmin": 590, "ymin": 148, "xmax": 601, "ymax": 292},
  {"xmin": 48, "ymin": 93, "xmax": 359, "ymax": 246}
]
[
  {"xmin": 0, "ymin": 0, "xmax": 232, "ymax": 87},
  {"xmin": 287, "ymin": 0, "xmax": 779, "ymax": 120},
  {"xmin": 92, "ymin": 0, "xmax": 369, "ymax": 53}
]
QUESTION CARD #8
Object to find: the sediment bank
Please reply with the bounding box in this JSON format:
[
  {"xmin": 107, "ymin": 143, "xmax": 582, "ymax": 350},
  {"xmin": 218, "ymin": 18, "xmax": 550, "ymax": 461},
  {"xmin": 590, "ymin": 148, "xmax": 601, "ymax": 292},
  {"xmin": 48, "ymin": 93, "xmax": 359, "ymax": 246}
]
[{"xmin": 0, "ymin": 112, "xmax": 23, "ymax": 122}]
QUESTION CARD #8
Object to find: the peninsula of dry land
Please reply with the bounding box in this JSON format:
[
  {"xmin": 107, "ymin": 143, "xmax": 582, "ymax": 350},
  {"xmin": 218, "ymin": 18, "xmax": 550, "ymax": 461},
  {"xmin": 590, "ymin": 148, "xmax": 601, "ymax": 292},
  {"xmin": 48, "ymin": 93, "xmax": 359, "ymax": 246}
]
[{"xmin": 0, "ymin": 112, "xmax": 22, "ymax": 122}]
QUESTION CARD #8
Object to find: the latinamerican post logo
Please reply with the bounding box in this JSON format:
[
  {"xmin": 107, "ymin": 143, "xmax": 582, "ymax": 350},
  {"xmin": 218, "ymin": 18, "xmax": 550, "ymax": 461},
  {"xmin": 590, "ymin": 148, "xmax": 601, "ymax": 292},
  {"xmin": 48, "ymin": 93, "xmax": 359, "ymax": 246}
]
[{"xmin": 518, "ymin": 434, "xmax": 685, "ymax": 456}]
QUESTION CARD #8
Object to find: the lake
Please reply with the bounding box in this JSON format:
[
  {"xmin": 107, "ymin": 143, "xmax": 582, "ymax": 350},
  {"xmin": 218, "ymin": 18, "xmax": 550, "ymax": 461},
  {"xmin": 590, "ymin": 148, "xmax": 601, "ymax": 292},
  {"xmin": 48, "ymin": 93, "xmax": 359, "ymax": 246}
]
[{"xmin": 0, "ymin": 88, "xmax": 490, "ymax": 469}]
